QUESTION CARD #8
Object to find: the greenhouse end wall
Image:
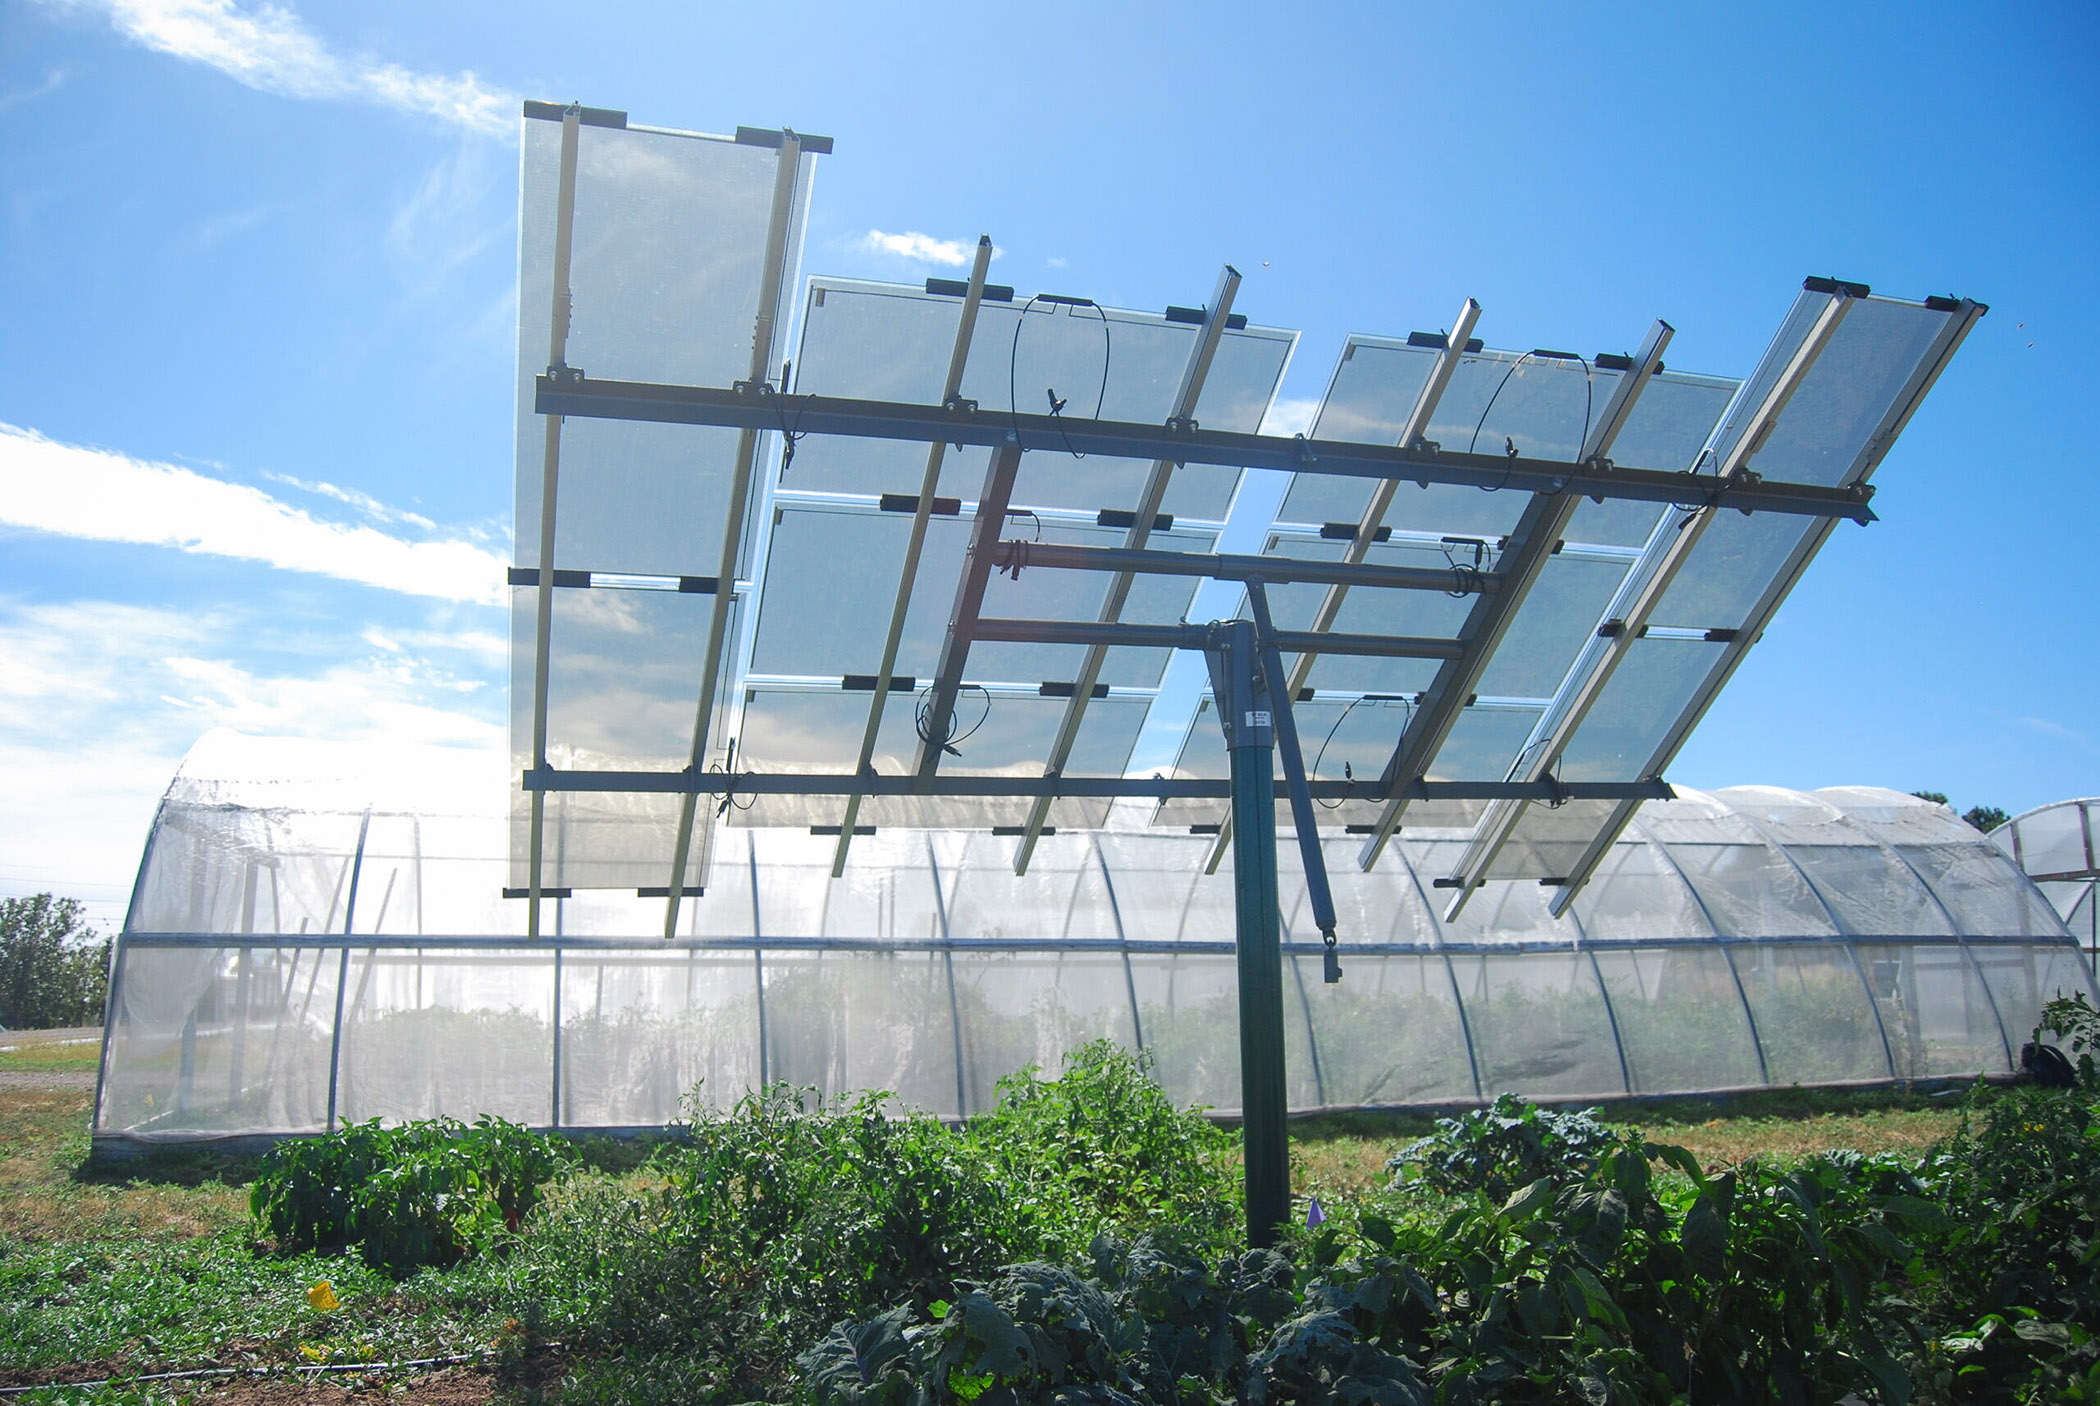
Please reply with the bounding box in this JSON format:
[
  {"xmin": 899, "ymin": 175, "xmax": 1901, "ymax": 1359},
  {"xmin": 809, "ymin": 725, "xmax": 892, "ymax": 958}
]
[{"xmin": 93, "ymin": 737, "xmax": 2098, "ymax": 1143}]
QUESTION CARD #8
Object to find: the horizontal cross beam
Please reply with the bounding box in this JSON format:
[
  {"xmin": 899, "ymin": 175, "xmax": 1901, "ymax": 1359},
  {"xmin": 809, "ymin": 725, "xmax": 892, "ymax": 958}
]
[
  {"xmin": 536, "ymin": 376, "xmax": 1879, "ymax": 523},
  {"xmin": 968, "ymin": 617, "xmax": 1464, "ymax": 659},
  {"xmin": 989, "ymin": 540, "xmax": 1497, "ymax": 594},
  {"xmin": 521, "ymin": 768, "xmax": 1672, "ymax": 802}
]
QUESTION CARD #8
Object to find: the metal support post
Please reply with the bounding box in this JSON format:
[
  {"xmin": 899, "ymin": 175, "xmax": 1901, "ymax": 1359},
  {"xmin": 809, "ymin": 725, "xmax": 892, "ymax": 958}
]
[{"xmin": 1204, "ymin": 619, "xmax": 1289, "ymax": 1246}]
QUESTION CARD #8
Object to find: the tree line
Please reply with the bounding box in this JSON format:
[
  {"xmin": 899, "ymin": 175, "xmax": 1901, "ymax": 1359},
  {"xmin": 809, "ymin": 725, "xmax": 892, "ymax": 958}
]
[{"xmin": 0, "ymin": 894, "xmax": 110, "ymax": 1030}]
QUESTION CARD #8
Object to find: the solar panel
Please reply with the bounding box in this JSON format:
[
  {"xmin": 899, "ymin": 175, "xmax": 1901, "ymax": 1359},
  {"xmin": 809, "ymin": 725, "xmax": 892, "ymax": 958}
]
[
  {"xmin": 509, "ymin": 105, "xmax": 1983, "ymax": 939},
  {"xmin": 1440, "ymin": 287, "xmax": 1983, "ymax": 915},
  {"xmin": 511, "ymin": 110, "xmax": 815, "ymax": 919}
]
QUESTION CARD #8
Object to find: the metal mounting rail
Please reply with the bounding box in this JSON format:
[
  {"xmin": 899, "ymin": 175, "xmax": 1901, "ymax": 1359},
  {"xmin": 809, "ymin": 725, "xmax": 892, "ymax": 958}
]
[
  {"xmin": 521, "ymin": 768, "xmax": 1672, "ymax": 802},
  {"xmin": 535, "ymin": 379, "xmax": 1881, "ymax": 523},
  {"xmin": 967, "ymin": 618, "xmax": 1463, "ymax": 659},
  {"xmin": 985, "ymin": 540, "xmax": 1498, "ymax": 594}
]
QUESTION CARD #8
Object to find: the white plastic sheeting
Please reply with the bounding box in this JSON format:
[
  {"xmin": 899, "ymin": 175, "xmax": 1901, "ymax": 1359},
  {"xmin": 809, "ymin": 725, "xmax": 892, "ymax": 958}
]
[
  {"xmin": 95, "ymin": 733, "xmax": 2095, "ymax": 1140},
  {"xmin": 1994, "ymin": 799, "xmax": 2099, "ymax": 969}
]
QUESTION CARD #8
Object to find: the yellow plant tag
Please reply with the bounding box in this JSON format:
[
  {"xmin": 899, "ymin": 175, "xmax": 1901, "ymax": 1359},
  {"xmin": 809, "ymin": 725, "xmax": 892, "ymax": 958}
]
[{"xmin": 307, "ymin": 1281, "xmax": 340, "ymax": 1312}]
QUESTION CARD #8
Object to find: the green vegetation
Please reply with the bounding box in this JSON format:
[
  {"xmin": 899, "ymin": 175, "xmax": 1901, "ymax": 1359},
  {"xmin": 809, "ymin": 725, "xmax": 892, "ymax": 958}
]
[
  {"xmin": 2039, "ymin": 991, "xmax": 2100, "ymax": 1087},
  {"xmin": 0, "ymin": 894, "xmax": 109, "ymax": 1031},
  {"xmin": 2, "ymin": 1044, "xmax": 2098, "ymax": 1402},
  {"xmin": 1911, "ymin": 791, "xmax": 2013, "ymax": 835},
  {"xmin": 249, "ymin": 1115, "xmax": 571, "ymax": 1275},
  {"xmin": 1386, "ymin": 1094, "xmax": 1621, "ymax": 1200}
]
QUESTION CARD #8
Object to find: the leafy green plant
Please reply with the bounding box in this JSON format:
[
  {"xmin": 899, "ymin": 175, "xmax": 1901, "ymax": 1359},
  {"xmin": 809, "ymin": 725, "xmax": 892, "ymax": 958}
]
[
  {"xmin": 1386, "ymin": 1093, "xmax": 1623, "ymax": 1201},
  {"xmin": 248, "ymin": 1115, "xmax": 567, "ymax": 1276},
  {"xmin": 962, "ymin": 1041, "xmax": 1241, "ymax": 1258},
  {"xmin": 801, "ymin": 1239, "xmax": 1300, "ymax": 1406},
  {"xmin": 1915, "ymin": 1084, "xmax": 2100, "ymax": 1394},
  {"xmin": 2039, "ymin": 992, "xmax": 2100, "ymax": 1089}
]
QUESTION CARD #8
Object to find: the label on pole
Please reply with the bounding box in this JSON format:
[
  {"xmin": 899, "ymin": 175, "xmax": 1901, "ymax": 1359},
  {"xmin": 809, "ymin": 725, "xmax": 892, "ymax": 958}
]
[{"xmin": 1247, "ymin": 710, "xmax": 1271, "ymax": 729}]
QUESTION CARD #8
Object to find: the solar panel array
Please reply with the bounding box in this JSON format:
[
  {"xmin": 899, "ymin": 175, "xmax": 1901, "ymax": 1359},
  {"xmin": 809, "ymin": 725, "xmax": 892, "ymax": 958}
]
[{"xmin": 509, "ymin": 105, "xmax": 1983, "ymax": 926}]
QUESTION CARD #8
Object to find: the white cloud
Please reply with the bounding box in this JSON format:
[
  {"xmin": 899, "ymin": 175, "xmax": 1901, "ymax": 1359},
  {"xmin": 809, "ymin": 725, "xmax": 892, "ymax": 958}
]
[
  {"xmin": 857, "ymin": 229, "xmax": 983, "ymax": 267},
  {"xmin": 47, "ymin": 0, "xmax": 515, "ymax": 136},
  {"xmin": 1259, "ymin": 396, "xmax": 1321, "ymax": 438},
  {"xmin": 0, "ymin": 422, "xmax": 506, "ymax": 605},
  {"xmin": 0, "ymin": 596, "xmax": 504, "ymax": 923}
]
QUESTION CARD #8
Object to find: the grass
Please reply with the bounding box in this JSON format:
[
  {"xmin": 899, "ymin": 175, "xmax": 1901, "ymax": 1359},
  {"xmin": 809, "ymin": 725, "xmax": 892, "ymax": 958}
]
[
  {"xmin": 1290, "ymin": 1083, "xmax": 1984, "ymax": 1196},
  {"xmin": 0, "ymin": 1090, "xmax": 512, "ymax": 1402},
  {"xmin": 0, "ymin": 1091, "xmax": 248, "ymax": 1243},
  {"xmin": 0, "ymin": 1037, "xmax": 102, "ymax": 1075}
]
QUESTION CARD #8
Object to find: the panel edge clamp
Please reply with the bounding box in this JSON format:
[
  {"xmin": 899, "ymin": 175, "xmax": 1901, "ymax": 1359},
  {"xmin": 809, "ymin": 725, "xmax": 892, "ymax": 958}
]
[{"xmin": 942, "ymin": 393, "xmax": 978, "ymax": 450}]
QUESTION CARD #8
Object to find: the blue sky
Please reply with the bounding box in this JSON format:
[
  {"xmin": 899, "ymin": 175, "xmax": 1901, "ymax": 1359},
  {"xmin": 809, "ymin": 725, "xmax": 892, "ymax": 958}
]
[{"xmin": 2, "ymin": 0, "xmax": 2094, "ymax": 924}]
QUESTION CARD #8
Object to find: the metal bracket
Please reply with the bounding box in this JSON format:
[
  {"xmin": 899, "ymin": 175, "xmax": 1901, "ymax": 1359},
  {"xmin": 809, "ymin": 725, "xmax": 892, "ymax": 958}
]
[{"xmin": 1165, "ymin": 414, "xmax": 1199, "ymax": 436}]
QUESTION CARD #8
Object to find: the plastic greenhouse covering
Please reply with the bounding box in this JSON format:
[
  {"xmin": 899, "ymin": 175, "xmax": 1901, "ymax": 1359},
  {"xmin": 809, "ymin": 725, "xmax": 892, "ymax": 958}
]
[
  {"xmin": 1994, "ymin": 798, "xmax": 2099, "ymax": 970},
  {"xmin": 93, "ymin": 732, "xmax": 2094, "ymax": 1144}
]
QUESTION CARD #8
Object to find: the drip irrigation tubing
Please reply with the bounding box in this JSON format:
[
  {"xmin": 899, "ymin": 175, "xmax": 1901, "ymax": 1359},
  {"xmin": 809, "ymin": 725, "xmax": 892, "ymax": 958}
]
[{"xmin": 0, "ymin": 1349, "xmax": 493, "ymax": 1397}]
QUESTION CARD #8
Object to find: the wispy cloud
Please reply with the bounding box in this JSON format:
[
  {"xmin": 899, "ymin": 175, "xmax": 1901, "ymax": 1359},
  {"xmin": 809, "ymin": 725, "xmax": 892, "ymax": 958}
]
[
  {"xmin": 2019, "ymin": 715, "xmax": 2096, "ymax": 751},
  {"xmin": 857, "ymin": 229, "xmax": 987, "ymax": 267},
  {"xmin": 0, "ymin": 68, "xmax": 68, "ymax": 110},
  {"xmin": 185, "ymin": 197, "xmax": 303, "ymax": 253},
  {"xmin": 46, "ymin": 0, "xmax": 515, "ymax": 136},
  {"xmin": 264, "ymin": 471, "xmax": 438, "ymax": 531},
  {"xmin": 384, "ymin": 138, "xmax": 509, "ymax": 291},
  {"xmin": 0, "ymin": 422, "xmax": 506, "ymax": 605}
]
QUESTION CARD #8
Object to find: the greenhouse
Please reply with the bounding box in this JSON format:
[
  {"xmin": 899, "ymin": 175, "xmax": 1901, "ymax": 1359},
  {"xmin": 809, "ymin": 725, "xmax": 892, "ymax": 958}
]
[
  {"xmin": 91, "ymin": 732, "xmax": 2092, "ymax": 1147},
  {"xmin": 1994, "ymin": 798, "xmax": 2100, "ymax": 971}
]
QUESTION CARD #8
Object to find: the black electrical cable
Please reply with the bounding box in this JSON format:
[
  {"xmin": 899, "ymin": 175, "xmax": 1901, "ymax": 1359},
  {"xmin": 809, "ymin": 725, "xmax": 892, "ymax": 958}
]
[
  {"xmin": 710, "ymin": 737, "xmax": 754, "ymax": 816},
  {"xmin": 1440, "ymin": 537, "xmax": 1489, "ymax": 598},
  {"xmin": 1309, "ymin": 695, "xmax": 1411, "ymax": 811},
  {"xmin": 1309, "ymin": 696, "xmax": 1368, "ymax": 810},
  {"xmin": 773, "ymin": 359, "xmax": 807, "ymax": 478},
  {"xmin": 1671, "ymin": 445, "xmax": 1725, "ymax": 524},
  {"xmin": 915, "ymin": 682, "xmax": 992, "ymax": 757},
  {"xmin": 1465, "ymin": 351, "xmax": 1595, "ymax": 491},
  {"xmin": 1008, "ymin": 295, "xmax": 1112, "ymax": 459}
]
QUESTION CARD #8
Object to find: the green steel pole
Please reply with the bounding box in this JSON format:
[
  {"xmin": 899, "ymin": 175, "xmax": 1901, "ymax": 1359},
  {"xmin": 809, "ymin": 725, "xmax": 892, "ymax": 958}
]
[
  {"xmin": 1207, "ymin": 618, "xmax": 1289, "ymax": 1247},
  {"xmin": 1231, "ymin": 734, "xmax": 1289, "ymax": 1246}
]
